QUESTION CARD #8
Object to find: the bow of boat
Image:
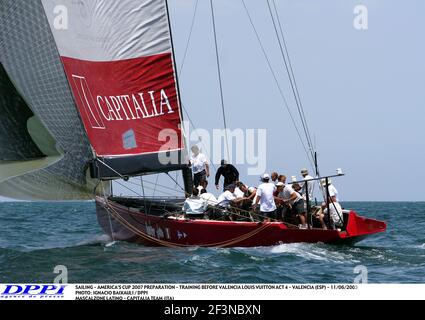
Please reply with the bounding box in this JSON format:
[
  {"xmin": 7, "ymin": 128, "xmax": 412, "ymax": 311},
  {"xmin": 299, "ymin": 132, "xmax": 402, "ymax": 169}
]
[{"xmin": 335, "ymin": 211, "xmax": 387, "ymax": 244}]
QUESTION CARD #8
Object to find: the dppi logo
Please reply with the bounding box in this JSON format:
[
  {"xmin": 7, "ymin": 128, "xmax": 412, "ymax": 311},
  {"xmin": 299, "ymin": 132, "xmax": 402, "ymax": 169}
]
[{"xmin": 1, "ymin": 285, "xmax": 67, "ymax": 299}]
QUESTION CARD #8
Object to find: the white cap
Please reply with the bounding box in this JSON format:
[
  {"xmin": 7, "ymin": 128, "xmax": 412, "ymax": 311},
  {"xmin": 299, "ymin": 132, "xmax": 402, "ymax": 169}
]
[
  {"xmin": 262, "ymin": 173, "xmax": 270, "ymax": 180},
  {"xmin": 276, "ymin": 182, "xmax": 285, "ymax": 187},
  {"xmin": 321, "ymin": 178, "xmax": 332, "ymax": 186}
]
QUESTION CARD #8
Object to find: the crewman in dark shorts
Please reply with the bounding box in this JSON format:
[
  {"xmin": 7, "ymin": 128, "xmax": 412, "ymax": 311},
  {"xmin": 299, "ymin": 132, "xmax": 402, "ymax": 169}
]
[{"xmin": 215, "ymin": 160, "xmax": 239, "ymax": 191}]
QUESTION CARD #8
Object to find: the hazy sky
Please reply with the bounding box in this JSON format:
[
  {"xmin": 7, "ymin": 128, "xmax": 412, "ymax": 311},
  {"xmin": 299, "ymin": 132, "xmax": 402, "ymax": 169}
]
[
  {"xmin": 1, "ymin": 0, "xmax": 424, "ymax": 202},
  {"xmin": 159, "ymin": 0, "xmax": 424, "ymax": 201}
]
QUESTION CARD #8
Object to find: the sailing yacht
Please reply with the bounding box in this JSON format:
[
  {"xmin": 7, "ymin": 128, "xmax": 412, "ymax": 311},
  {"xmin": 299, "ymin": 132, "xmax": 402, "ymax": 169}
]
[{"xmin": 0, "ymin": 0, "xmax": 386, "ymax": 247}]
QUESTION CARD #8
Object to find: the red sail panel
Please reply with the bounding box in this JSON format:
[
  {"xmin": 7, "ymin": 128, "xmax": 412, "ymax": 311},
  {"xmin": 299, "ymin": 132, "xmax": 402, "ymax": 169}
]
[
  {"xmin": 41, "ymin": 0, "xmax": 184, "ymax": 157},
  {"xmin": 61, "ymin": 54, "xmax": 182, "ymax": 156}
]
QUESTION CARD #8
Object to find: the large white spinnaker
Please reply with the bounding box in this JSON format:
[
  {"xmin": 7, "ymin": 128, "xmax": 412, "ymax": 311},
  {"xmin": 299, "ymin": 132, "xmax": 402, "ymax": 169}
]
[{"xmin": 0, "ymin": 0, "xmax": 99, "ymax": 200}]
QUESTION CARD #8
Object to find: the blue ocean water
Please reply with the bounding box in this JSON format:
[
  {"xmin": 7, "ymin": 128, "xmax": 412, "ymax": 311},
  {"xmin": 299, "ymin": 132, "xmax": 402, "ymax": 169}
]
[{"xmin": 0, "ymin": 201, "xmax": 424, "ymax": 283}]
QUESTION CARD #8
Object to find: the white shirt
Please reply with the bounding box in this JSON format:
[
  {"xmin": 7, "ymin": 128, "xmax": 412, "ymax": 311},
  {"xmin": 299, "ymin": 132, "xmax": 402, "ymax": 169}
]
[
  {"xmin": 234, "ymin": 187, "xmax": 245, "ymax": 198},
  {"xmin": 217, "ymin": 190, "xmax": 236, "ymax": 208},
  {"xmin": 190, "ymin": 153, "xmax": 208, "ymax": 174},
  {"xmin": 279, "ymin": 185, "xmax": 303, "ymax": 206},
  {"xmin": 327, "ymin": 185, "xmax": 339, "ymax": 202},
  {"xmin": 183, "ymin": 196, "xmax": 207, "ymax": 215},
  {"xmin": 324, "ymin": 202, "xmax": 343, "ymax": 225},
  {"xmin": 256, "ymin": 183, "xmax": 276, "ymax": 213},
  {"xmin": 302, "ymin": 175, "xmax": 314, "ymax": 201},
  {"xmin": 200, "ymin": 192, "xmax": 218, "ymax": 206}
]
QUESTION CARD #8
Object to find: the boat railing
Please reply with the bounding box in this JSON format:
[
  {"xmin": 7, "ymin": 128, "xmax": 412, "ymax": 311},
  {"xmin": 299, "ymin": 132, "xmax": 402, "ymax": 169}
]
[
  {"xmin": 111, "ymin": 195, "xmax": 185, "ymax": 201},
  {"xmin": 290, "ymin": 173, "xmax": 345, "ymax": 230},
  {"xmin": 111, "ymin": 174, "xmax": 345, "ymax": 230}
]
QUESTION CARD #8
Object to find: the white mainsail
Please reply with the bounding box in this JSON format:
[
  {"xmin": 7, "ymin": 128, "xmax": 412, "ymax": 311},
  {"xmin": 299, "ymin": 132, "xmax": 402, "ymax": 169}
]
[{"xmin": 41, "ymin": 0, "xmax": 188, "ymax": 179}]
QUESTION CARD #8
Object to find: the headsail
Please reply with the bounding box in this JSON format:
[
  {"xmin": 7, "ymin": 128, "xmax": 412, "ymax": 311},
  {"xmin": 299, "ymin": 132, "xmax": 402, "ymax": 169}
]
[{"xmin": 42, "ymin": 0, "xmax": 188, "ymax": 180}]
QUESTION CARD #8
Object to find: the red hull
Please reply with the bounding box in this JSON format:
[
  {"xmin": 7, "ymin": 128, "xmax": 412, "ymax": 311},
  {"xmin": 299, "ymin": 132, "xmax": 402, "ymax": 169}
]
[{"xmin": 96, "ymin": 197, "xmax": 386, "ymax": 248}]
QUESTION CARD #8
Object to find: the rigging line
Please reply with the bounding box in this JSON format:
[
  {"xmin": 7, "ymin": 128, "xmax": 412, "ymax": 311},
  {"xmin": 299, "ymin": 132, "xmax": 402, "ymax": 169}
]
[
  {"xmin": 121, "ymin": 180, "xmax": 179, "ymax": 198},
  {"xmin": 313, "ymin": 139, "xmax": 320, "ymax": 177},
  {"xmin": 152, "ymin": 174, "xmax": 160, "ymax": 197},
  {"xmin": 241, "ymin": 0, "xmax": 314, "ymax": 167},
  {"xmin": 210, "ymin": 0, "xmax": 231, "ymax": 162},
  {"xmin": 149, "ymin": 174, "xmax": 160, "ymax": 213},
  {"xmin": 100, "ymin": 181, "xmax": 116, "ymax": 243},
  {"xmin": 95, "ymin": 160, "xmax": 176, "ymax": 197},
  {"xmin": 125, "ymin": 179, "xmax": 180, "ymax": 197},
  {"xmin": 114, "ymin": 180, "xmax": 144, "ymax": 197},
  {"xmin": 181, "ymin": 102, "xmax": 218, "ymax": 171},
  {"xmin": 174, "ymin": 171, "xmax": 179, "ymax": 190},
  {"xmin": 128, "ymin": 177, "xmax": 184, "ymax": 194},
  {"xmin": 172, "ymin": 1, "xmax": 216, "ymax": 171},
  {"xmin": 166, "ymin": 0, "xmax": 192, "ymax": 178},
  {"xmin": 272, "ymin": 0, "xmax": 312, "ymax": 137},
  {"xmin": 96, "ymin": 157, "xmax": 189, "ymax": 195},
  {"xmin": 179, "ymin": 0, "xmax": 200, "ymax": 76},
  {"xmin": 173, "ymin": 1, "xmax": 216, "ymax": 170},
  {"xmin": 140, "ymin": 176, "xmax": 148, "ymax": 214},
  {"xmin": 271, "ymin": 0, "xmax": 315, "ymax": 159},
  {"xmin": 95, "ymin": 158, "xmax": 125, "ymax": 180},
  {"xmin": 266, "ymin": 0, "xmax": 315, "ymax": 160},
  {"xmin": 165, "ymin": 172, "xmax": 186, "ymax": 193},
  {"xmin": 116, "ymin": 179, "xmax": 176, "ymax": 198}
]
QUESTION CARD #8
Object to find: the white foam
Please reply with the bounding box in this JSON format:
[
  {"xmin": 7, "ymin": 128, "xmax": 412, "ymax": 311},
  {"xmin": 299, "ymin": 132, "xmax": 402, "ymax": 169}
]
[
  {"xmin": 250, "ymin": 256, "xmax": 264, "ymax": 262},
  {"xmin": 191, "ymin": 255, "xmax": 200, "ymax": 261},
  {"xmin": 105, "ymin": 241, "xmax": 117, "ymax": 248},
  {"xmin": 76, "ymin": 234, "xmax": 112, "ymax": 246},
  {"xmin": 269, "ymin": 243, "xmax": 358, "ymax": 264},
  {"xmin": 270, "ymin": 243, "xmax": 304, "ymax": 254}
]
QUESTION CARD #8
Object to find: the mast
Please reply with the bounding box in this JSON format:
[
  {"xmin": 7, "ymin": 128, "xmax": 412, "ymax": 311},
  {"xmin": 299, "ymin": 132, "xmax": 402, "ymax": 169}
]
[{"xmin": 165, "ymin": 0, "xmax": 193, "ymax": 196}]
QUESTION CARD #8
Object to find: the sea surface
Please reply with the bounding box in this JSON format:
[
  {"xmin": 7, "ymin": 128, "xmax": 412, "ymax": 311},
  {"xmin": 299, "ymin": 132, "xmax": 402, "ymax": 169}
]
[{"xmin": 0, "ymin": 201, "xmax": 424, "ymax": 283}]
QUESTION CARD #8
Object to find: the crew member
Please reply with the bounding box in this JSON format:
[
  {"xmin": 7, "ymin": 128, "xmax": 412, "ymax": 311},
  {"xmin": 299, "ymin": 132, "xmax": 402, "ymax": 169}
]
[
  {"xmin": 300, "ymin": 168, "xmax": 314, "ymax": 203},
  {"xmin": 321, "ymin": 178, "xmax": 339, "ymax": 202},
  {"xmin": 217, "ymin": 184, "xmax": 244, "ymax": 209},
  {"xmin": 215, "ymin": 160, "xmax": 239, "ymax": 191},
  {"xmin": 320, "ymin": 178, "xmax": 343, "ymax": 228},
  {"xmin": 253, "ymin": 174, "xmax": 277, "ymax": 221},
  {"xmin": 278, "ymin": 183, "xmax": 308, "ymax": 229},
  {"xmin": 236, "ymin": 182, "xmax": 257, "ymax": 212},
  {"xmin": 271, "ymin": 172, "xmax": 279, "ymax": 184},
  {"xmin": 190, "ymin": 145, "xmax": 210, "ymax": 188},
  {"xmin": 182, "ymin": 188, "xmax": 208, "ymax": 218}
]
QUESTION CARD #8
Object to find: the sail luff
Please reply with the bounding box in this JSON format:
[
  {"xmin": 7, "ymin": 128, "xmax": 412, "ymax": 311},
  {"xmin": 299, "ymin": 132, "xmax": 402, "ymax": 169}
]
[{"xmin": 164, "ymin": 0, "xmax": 193, "ymax": 194}]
